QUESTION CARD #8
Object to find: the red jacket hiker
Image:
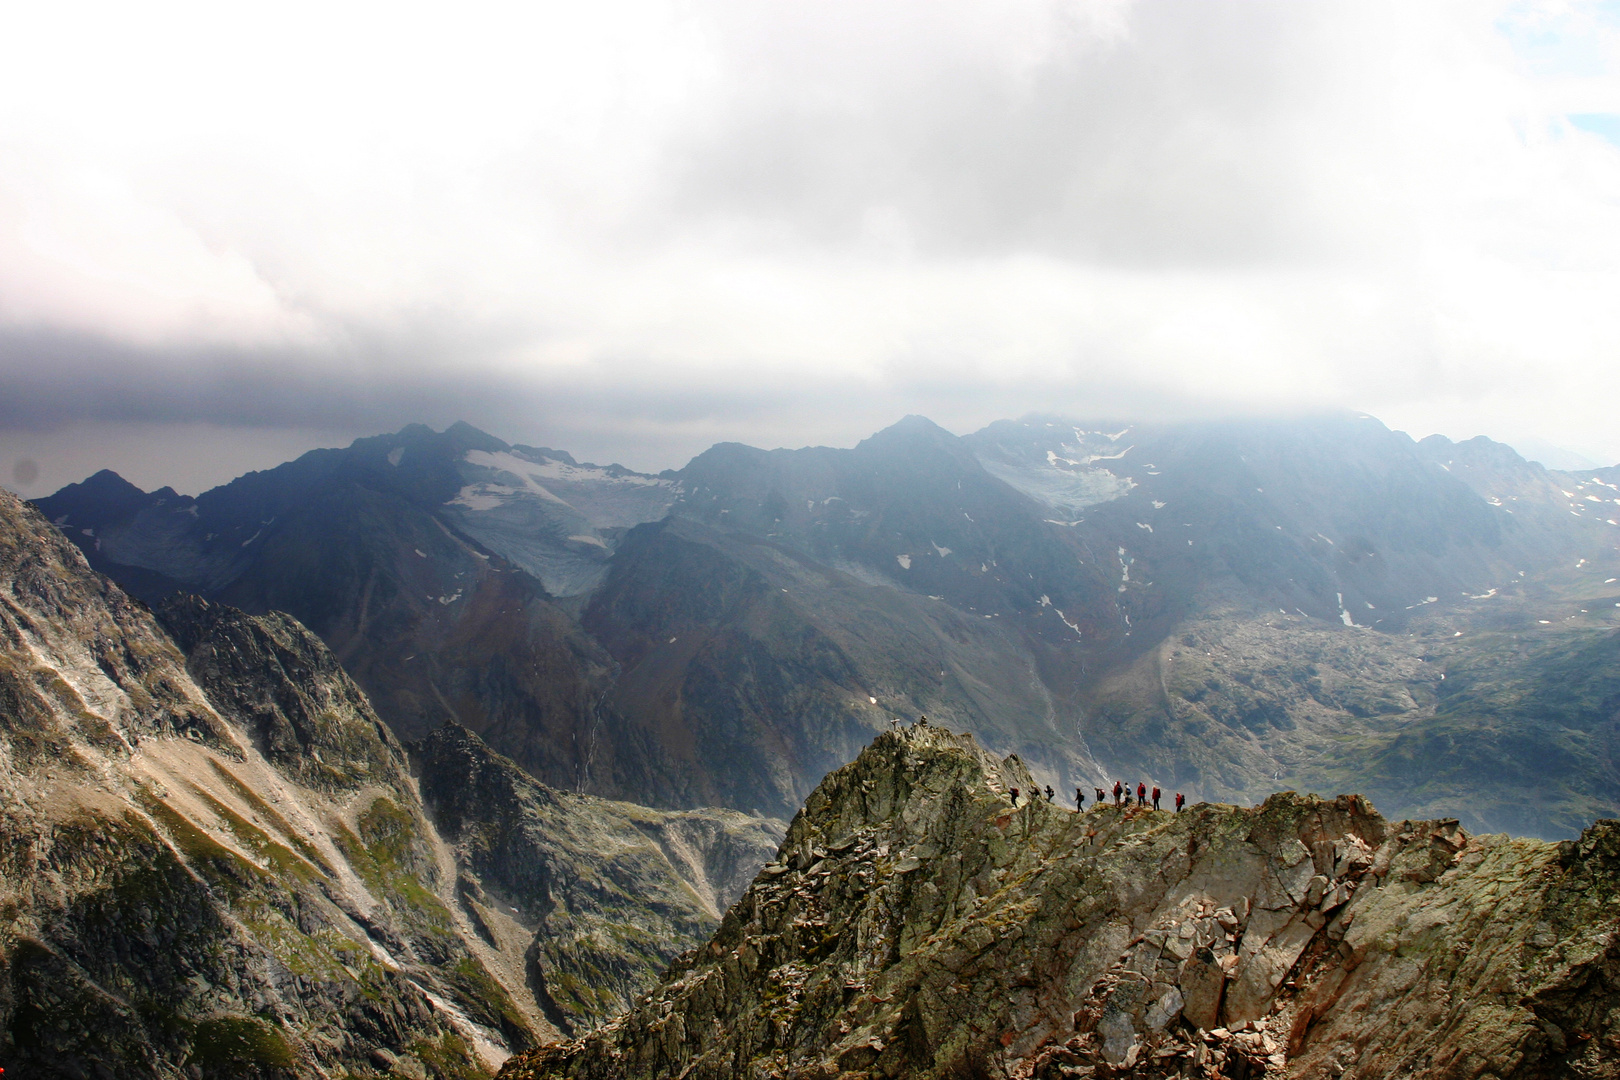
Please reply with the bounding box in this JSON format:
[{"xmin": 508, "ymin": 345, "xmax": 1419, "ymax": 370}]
[
  {"xmin": 1152, "ymin": 786, "xmax": 1161, "ymax": 810},
  {"xmin": 1136, "ymin": 782, "xmax": 1146, "ymax": 805},
  {"xmin": 1175, "ymin": 792, "xmax": 1185, "ymax": 812}
]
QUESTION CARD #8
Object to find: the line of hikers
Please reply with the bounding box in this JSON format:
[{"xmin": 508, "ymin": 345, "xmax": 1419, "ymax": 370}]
[
  {"xmin": 1083, "ymin": 781, "xmax": 1184, "ymax": 812},
  {"xmin": 898, "ymin": 715, "xmax": 1186, "ymax": 815},
  {"xmin": 1006, "ymin": 781, "xmax": 1185, "ymax": 813},
  {"xmin": 1081, "ymin": 781, "xmax": 1185, "ymax": 812}
]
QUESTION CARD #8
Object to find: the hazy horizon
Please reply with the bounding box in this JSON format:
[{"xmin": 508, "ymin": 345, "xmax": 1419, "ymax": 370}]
[
  {"xmin": 5, "ymin": 408, "xmax": 1611, "ymax": 500},
  {"xmin": 4, "ymin": 1, "xmax": 1619, "ymax": 494}
]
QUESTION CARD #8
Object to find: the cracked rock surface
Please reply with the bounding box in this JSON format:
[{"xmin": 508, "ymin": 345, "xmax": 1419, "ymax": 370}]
[{"xmin": 501, "ymin": 723, "xmax": 1620, "ymax": 1080}]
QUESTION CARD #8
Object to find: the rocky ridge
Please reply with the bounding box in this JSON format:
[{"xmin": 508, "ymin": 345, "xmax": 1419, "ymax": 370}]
[
  {"xmin": 501, "ymin": 723, "xmax": 1620, "ymax": 1079},
  {"xmin": 0, "ymin": 486, "xmax": 782, "ymax": 1078}
]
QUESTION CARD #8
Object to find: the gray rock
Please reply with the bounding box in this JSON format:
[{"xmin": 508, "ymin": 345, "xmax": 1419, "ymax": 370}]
[{"xmin": 499, "ymin": 725, "xmax": 1620, "ymax": 1080}]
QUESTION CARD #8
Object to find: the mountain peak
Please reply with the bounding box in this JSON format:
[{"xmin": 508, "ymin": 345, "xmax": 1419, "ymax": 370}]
[
  {"xmin": 503, "ymin": 722, "xmax": 1620, "ymax": 1080},
  {"xmin": 64, "ymin": 467, "xmax": 146, "ymax": 498},
  {"xmin": 34, "ymin": 467, "xmax": 153, "ymax": 527},
  {"xmin": 443, "ymin": 419, "xmax": 510, "ymax": 452},
  {"xmin": 864, "ymin": 413, "xmax": 956, "ymax": 442}
]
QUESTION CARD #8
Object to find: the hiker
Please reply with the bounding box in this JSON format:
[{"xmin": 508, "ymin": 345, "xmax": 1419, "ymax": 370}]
[
  {"xmin": 1112, "ymin": 780, "xmax": 1123, "ymax": 806},
  {"xmin": 1175, "ymin": 792, "xmax": 1185, "ymax": 813},
  {"xmin": 1010, "ymin": 787, "xmax": 1020, "ymax": 805},
  {"xmin": 1094, "ymin": 786, "xmax": 1106, "ymax": 808},
  {"xmin": 1076, "ymin": 787, "xmax": 1084, "ymax": 809},
  {"xmin": 1137, "ymin": 782, "xmax": 1146, "ymax": 806},
  {"xmin": 918, "ymin": 714, "xmax": 929, "ymax": 726},
  {"xmin": 1045, "ymin": 785, "xmax": 1054, "ymax": 802},
  {"xmin": 1152, "ymin": 786, "xmax": 1161, "ymax": 811}
]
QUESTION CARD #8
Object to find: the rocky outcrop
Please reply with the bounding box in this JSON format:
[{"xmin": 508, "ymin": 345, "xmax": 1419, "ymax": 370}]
[
  {"xmin": 412, "ymin": 722, "xmax": 785, "ymax": 1034},
  {"xmin": 501, "ymin": 723, "xmax": 1620, "ymax": 1080},
  {"xmin": 1, "ymin": 486, "xmax": 531, "ymax": 1078},
  {"xmin": 158, "ymin": 593, "xmax": 413, "ymax": 793}
]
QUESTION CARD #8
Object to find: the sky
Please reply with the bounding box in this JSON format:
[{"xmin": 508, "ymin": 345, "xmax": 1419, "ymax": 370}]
[{"xmin": 2, "ymin": 0, "xmax": 1620, "ymax": 495}]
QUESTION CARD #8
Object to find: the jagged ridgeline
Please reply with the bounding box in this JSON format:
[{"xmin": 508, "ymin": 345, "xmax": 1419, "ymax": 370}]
[
  {"xmin": 0, "ymin": 487, "xmax": 783, "ymax": 1079},
  {"xmin": 501, "ymin": 724, "xmax": 1620, "ymax": 1080}
]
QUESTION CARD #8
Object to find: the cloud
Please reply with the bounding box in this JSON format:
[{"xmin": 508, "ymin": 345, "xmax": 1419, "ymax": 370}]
[{"xmin": 2, "ymin": 0, "xmax": 1620, "ymax": 489}]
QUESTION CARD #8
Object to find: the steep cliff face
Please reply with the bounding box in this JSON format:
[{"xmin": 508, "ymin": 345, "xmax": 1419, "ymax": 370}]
[
  {"xmin": 412, "ymin": 722, "xmax": 784, "ymax": 1034},
  {"xmin": 502, "ymin": 724, "xmax": 1620, "ymax": 1080},
  {"xmin": 0, "ymin": 487, "xmax": 537, "ymax": 1078},
  {"xmin": 0, "ymin": 488, "xmax": 783, "ymax": 1078},
  {"xmin": 157, "ymin": 593, "xmax": 413, "ymax": 794}
]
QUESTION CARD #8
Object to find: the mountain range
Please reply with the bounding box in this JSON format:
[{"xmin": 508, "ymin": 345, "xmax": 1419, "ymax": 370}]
[
  {"xmin": 0, "ymin": 486, "xmax": 781, "ymax": 1077},
  {"xmin": 31, "ymin": 413, "xmax": 1620, "ymax": 838},
  {"xmin": 10, "ymin": 408, "xmax": 1620, "ymax": 1078}
]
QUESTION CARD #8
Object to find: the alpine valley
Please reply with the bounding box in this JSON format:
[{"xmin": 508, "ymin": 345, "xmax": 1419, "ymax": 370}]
[{"xmin": 5, "ymin": 411, "xmax": 1620, "ymax": 1078}]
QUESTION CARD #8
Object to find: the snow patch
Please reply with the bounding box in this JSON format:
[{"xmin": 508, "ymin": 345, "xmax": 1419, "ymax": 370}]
[
  {"xmin": 448, "ymin": 487, "xmax": 514, "ymax": 512},
  {"xmin": 454, "ymin": 450, "xmax": 577, "ymax": 510},
  {"xmin": 1136, "ymin": 522, "xmax": 1153, "ymax": 533},
  {"xmin": 475, "ymin": 448, "xmax": 667, "ymax": 489},
  {"xmin": 387, "ymin": 446, "xmax": 404, "ymax": 467},
  {"xmin": 896, "ymin": 554, "xmax": 912, "ymax": 570},
  {"xmin": 932, "ymin": 541, "xmax": 952, "ymax": 557}
]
